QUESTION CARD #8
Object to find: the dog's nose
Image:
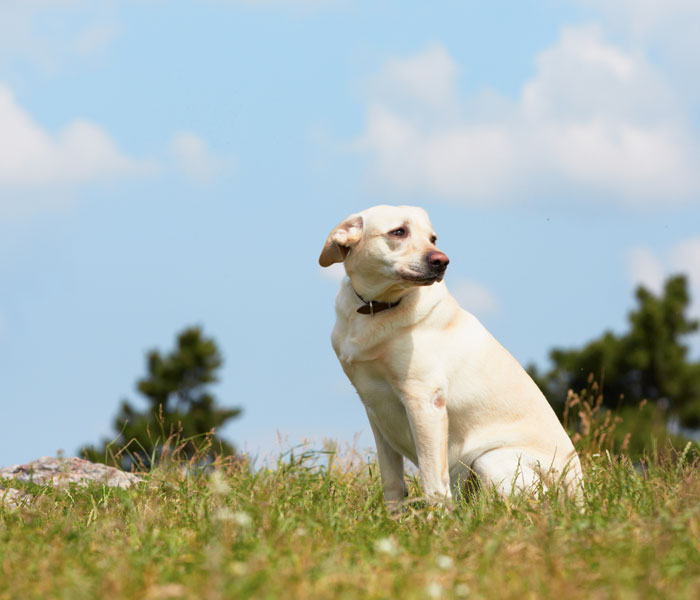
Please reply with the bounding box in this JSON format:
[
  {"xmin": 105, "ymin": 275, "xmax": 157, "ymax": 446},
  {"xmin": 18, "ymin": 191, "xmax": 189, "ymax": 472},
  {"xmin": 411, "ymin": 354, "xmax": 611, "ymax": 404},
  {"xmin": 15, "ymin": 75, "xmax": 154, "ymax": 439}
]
[{"xmin": 427, "ymin": 251, "xmax": 449, "ymax": 268}]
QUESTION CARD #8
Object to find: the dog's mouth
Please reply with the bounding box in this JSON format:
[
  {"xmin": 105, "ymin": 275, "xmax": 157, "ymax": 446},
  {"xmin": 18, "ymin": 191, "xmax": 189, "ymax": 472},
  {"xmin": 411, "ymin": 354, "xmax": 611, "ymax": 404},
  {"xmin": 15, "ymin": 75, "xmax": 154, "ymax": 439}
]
[{"xmin": 398, "ymin": 270, "xmax": 444, "ymax": 285}]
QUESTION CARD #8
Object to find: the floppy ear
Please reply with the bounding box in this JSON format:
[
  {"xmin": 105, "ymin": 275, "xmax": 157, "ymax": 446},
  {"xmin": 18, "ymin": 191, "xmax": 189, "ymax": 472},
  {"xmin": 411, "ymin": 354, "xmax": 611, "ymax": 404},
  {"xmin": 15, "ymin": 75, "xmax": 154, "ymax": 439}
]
[{"xmin": 318, "ymin": 214, "xmax": 364, "ymax": 267}]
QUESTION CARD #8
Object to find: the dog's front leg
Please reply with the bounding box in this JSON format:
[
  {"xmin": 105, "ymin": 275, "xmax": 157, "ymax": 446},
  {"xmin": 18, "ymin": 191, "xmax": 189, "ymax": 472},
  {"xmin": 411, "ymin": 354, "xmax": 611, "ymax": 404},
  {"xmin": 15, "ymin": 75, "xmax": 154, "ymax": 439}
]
[
  {"xmin": 367, "ymin": 414, "xmax": 407, "ymax": 509},
  {"xmin": 403, "ymin": 389, "xmax": 451, "ymax": 503}
]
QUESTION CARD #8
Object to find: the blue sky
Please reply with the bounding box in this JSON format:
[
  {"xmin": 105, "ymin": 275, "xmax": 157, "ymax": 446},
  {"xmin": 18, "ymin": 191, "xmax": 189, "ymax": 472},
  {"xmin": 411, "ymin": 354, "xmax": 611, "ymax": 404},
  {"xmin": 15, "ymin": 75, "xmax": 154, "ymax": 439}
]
[{"xmin": 1, "ymin": 0, "xmax": 700, "ymax": 467}]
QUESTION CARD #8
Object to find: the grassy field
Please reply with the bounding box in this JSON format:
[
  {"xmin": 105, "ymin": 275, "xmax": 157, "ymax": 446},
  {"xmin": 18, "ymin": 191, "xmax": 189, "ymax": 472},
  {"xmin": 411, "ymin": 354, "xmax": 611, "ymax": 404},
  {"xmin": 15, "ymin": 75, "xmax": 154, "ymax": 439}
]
[
  {"xmin": 2, "ymin": 437, "xmax": 699, "ymax": 600},
  {"xmin": 3, "ymin": 387, "xmax": 700, "ymax": 600}
]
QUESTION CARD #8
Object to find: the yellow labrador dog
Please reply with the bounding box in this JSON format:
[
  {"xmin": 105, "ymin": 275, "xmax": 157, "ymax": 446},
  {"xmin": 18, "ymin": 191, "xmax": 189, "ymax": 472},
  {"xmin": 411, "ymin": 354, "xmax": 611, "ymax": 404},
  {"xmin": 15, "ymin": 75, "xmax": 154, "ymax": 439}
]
[{"xmin": 320, "ymin": 205, "xmax": 582, "ymax": 506}]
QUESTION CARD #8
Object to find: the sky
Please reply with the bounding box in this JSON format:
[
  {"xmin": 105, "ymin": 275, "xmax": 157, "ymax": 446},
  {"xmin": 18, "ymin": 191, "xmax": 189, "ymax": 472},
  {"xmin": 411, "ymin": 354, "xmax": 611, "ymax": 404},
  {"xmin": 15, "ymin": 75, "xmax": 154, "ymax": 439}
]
[{"xmin": 1, "ymin": 0, "xmax": 700, "ymax": 468}]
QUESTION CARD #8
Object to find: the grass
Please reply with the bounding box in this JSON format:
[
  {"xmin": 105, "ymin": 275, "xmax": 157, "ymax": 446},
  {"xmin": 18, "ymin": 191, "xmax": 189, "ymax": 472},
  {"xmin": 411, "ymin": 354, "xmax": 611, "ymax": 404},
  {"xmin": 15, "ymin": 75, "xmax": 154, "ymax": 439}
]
[
  {"xmin": 2, "ymin": 443, "xmax": 700, "ymax": 599},
  {"xmin": 2, "ymin": 389, "xmax": 700, "ymax": 600}
]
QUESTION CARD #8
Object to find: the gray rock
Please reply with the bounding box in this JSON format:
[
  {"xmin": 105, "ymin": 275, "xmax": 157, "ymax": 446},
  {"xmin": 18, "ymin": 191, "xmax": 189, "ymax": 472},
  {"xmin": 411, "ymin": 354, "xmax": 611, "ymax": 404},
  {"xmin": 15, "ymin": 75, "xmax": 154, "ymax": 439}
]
[
  {"xmin": 0, "ymin": 486, "xmax": 32, "ymax": 510},
  {"xmin": 0, "ymin": 456, "xmax": 142, "ymax": 509}
]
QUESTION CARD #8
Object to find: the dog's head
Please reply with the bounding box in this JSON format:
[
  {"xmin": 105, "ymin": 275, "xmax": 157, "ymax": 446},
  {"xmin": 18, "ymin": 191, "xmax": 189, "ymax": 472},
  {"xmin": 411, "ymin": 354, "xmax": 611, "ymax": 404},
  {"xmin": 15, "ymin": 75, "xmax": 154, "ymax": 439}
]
[{"xmin": 319, "ymin": 205, "xmax": 449, "ymax": 299}]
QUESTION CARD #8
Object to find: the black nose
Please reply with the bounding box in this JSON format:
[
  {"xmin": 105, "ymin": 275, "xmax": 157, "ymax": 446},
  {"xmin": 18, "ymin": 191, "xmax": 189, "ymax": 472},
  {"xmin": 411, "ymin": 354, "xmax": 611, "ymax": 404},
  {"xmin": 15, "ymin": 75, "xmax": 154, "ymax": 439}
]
[{"xmin": 427, "ymin": 251, "xmax": 449, "ymax": 268}]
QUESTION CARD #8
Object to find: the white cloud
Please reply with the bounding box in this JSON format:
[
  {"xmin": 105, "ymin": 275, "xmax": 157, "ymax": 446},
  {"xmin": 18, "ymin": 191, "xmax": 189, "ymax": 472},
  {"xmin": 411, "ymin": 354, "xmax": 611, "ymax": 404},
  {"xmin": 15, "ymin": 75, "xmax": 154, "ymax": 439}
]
[
  {"xmin": 573, "ymin": 1, "xmax": 700, "ymax": 102},
  {"xmin": 0, "ymin": 84, "xmax": 146, "ymax": 189},
  {"xmin": 575, "ymin": 0, "xmax": 700, "ymax": 37},
  {"xmin": 170, "ymin": 132, "xmax": 234, "ymax": 183},
  {"xmin": 73, "ymin": 22, "xmax": 120, "ymax": 57},
  {"xmin": 0, "ymin": 83, "xmax": 147, "ymax": 186},
  {"xmin": 0, "ymin": 83, "xmax": 151, "ymax": 216},
  {"xmin": 0, "ymin": 1, "xmax": 119, "ymax": 70},
  {"xmin": 671, "ymin": 239, "xmax": 700, "ymax": 277},
  {"xmin": 626, "ymin": 247, "xmax": 665, "ymax": 295},
  {"xmin": 449, "ymin": 278, "xmax": 499, "ymax": 318},
  {"xmin": 371, "ymin": 44, "xmax": 461, "ymax": 116},
  {"xmin": 670, "ymin": 239, "xmax": 700, "ymax": 320},
  {"xmin": 626, "ymin": 238, "xmax": 700, "ymax": 320},
  {"xmin": 0, "ymin": 86, "xmax": 234, "ymax": 217},
  {"xmin": 355, "ymin": 27, "xmax": 700, "ymax": 205}
]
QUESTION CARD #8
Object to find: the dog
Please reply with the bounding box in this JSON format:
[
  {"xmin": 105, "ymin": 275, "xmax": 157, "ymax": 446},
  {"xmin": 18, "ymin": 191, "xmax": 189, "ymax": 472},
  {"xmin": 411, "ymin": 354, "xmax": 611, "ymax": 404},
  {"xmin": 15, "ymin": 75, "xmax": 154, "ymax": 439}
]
[{"xmin": 319, "ymin": 205, "xmax": 582, "ymax": 506}]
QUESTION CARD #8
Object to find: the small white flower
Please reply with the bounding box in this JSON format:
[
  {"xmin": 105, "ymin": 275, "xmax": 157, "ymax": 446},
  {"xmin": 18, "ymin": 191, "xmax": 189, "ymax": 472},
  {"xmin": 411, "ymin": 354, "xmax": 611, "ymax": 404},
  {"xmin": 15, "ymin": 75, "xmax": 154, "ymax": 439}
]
[
  {"xmin": 374, "ymin": 536, "xmax": 398, "ymax": 556},
  {"xmin": 454, "ymin": 583, "xmax": 470, "ymax": 597},
  {"xmin": 436, "ymin": 554, "xmax": 453, "ymax": 570},
  {"xmin": 230, "ymin": 561, "xmax": 248, "ymax": 576},
  {"xmin": 146, "ymin": 583, "xmax": 185, "ymax": 599},
  {"xmin": 214, "ymin": 507, "xmax": 235, "ymax": 521},
  {"xmin": 232, "ymin": 511, "xmax": 253, "ymax": 528},
  {"xmin": 426, "ymin": 582, "xmax": 443, "ymax": 598},
  {"xmin": 209, "ymin": 471, "xmax": 231, "ymax": 496}
]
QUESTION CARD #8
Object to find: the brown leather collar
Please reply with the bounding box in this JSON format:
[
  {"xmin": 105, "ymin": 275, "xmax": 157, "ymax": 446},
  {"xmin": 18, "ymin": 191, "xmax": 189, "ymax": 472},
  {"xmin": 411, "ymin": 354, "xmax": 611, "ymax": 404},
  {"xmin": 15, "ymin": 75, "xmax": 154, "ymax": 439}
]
[{"xmin": 353, "ymin": 288, "xmax": 402, "ymax": 316}]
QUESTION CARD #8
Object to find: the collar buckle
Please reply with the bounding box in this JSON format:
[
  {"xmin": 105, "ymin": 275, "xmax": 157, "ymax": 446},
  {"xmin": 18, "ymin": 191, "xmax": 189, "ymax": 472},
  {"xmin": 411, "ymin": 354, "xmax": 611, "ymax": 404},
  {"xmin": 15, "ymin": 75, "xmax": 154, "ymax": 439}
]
[{"xmin": 353, "ymin": 287, "xmax": 400, "ymax": 316}]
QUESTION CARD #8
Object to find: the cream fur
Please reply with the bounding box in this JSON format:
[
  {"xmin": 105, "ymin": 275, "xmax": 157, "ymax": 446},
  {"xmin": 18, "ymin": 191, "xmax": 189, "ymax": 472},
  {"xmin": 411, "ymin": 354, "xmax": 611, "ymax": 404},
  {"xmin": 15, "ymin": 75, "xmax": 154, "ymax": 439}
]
[{"xmin": 320, "ymin": 205, "xmax": 583, "ymax": 506}]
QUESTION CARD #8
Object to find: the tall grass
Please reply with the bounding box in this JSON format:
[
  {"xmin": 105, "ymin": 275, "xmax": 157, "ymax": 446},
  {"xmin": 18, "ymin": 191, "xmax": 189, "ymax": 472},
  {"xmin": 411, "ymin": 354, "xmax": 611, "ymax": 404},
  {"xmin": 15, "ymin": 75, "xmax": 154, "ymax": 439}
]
[{"xmin": 2, "ymin": 399, "xmax": 700, "ymax": 599}]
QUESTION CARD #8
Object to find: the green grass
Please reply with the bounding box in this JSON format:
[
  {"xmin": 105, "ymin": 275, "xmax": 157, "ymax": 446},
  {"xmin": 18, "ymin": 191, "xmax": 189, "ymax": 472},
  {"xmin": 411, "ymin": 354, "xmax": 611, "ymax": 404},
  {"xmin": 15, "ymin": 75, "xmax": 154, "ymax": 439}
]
[{"xmin": 2, "ymin": 441, "xmax": 700, "ymax": 600}]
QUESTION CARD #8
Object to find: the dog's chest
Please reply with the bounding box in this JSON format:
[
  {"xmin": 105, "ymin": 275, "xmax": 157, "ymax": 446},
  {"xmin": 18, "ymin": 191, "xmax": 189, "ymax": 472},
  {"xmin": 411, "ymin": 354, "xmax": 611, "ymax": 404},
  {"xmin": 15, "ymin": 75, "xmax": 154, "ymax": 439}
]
[
  {"xmin": 343, "ymin": 358, "xmax": 395, "ymax": 405},
  {"xmin": 331, "ymin": 313, "xmax": 422, "ymax": 460}
]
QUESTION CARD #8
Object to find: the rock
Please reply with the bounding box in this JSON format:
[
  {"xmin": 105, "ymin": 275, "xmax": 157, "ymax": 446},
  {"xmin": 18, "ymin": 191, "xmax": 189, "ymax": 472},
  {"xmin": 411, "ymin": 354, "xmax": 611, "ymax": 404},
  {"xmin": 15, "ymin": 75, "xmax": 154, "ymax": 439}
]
[
  {"xmin": 0, "ymin": 487, "xmax": 32, "ymax": 510},
  {"xmin": 0, "ymin": 456, "xmax": 142, "ymax": 494}
]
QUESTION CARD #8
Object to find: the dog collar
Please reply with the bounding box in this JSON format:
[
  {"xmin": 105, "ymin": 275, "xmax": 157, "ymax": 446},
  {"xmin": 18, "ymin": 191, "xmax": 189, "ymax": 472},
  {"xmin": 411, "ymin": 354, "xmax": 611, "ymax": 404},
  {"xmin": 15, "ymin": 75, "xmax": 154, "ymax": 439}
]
[{"xmin": 352, "ymin": 288, "xmax": 402, "ymax": 316}]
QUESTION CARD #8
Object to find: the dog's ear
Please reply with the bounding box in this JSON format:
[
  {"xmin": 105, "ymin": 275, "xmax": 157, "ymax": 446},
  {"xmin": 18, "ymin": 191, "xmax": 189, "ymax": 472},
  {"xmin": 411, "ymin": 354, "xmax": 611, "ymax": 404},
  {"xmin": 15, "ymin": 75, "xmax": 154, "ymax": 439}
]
[{"xmin": 319, "ymin": 214, "xmax": 364, "ymax": 267}]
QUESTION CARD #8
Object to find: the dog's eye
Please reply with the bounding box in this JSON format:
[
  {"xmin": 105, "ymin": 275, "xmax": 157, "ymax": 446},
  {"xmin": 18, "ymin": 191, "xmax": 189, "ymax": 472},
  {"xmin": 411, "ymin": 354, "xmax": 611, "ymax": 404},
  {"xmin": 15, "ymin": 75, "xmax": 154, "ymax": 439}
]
[
  {"xmin": 388, "ymin": 227, "xmax": 407, "ymax": 238},
  {"xmin": 430, "ymin": 235, "xmax": 437, "ymax": 244}
]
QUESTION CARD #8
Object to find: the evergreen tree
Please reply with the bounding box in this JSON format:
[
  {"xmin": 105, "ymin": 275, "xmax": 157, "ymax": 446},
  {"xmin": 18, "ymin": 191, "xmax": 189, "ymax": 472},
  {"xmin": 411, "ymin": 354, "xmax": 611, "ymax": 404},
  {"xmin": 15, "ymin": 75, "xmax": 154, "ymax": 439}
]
[
  {"xmin": 532, "ymin": 275, "xmax": 700, "ymax": 428},
  {"xmin": 81, "ymin": 326, "xmax": 241, "ymax": 469}
]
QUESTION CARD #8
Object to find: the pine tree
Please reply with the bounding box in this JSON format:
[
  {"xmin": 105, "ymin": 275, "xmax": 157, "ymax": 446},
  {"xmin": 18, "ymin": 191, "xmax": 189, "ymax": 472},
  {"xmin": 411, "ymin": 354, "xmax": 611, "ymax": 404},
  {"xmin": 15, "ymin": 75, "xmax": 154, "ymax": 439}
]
[
  {"xmin": 81, "ymin": 326, "xmax": 241, "ymax": 469},
  {"xmin": 533, "ymin": 275, "xmax": 700, "ymax": 426}
]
